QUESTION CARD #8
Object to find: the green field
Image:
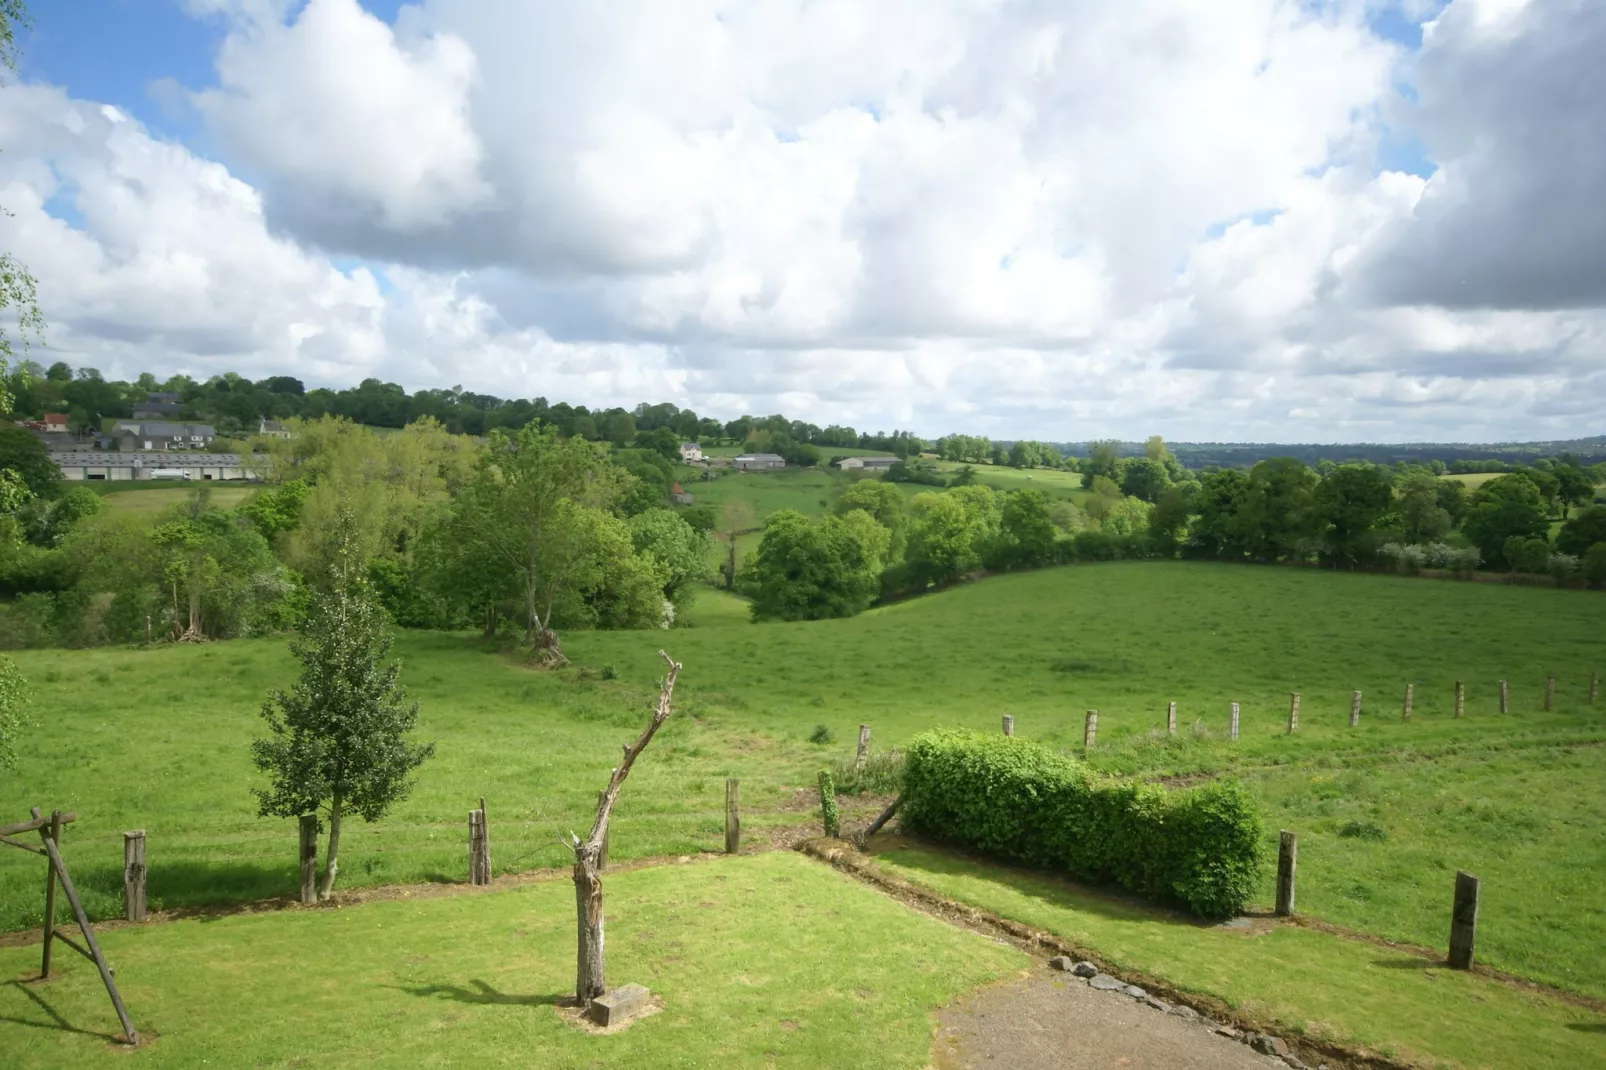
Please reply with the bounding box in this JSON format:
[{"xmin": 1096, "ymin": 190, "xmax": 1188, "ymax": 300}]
[
  {"xmin": 3, "ymin": 562, "xmax": 1603, "ymax": 1004},
  {"xmin": 928, "ymin": 459, "xmax": 1095, "ymax": 503},
  {"xmin": 94, "ymin": 485, "xmax": 256, "ymax": 513}
]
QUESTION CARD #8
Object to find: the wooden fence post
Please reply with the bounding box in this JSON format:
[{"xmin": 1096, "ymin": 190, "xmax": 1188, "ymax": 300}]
[
  {"xmin": 598, "ymin": 790, "xmax": 610, "ymax": 870},
  {"xmin": 1402, "ymin": 683, "xmax": 1413, "ymax": 721},
  {"xmin": 1083, "ymin": 710, "xmax": 1098, "ymax": 750},
  {"xmin": 1166, "ymin": 701, "xmax": 1177, "ymax": 736},
  {"xmin": 1499, "ymin": 679, "xmax": 1508, "ymax": 714},
  {"xmin": 1001, "ymin": 715, "xmax": 1014, "ymax": 737},
  {"xmin": 1448, "ymin": 870, "xmax": 1480, "ymax": 969},
  {"xmin": 856, "ymin": 724, "xmax": 871, "ymax": 768},
  {"xmin": 1545, "ymin": 673, "xmax": 1556, "ymax": 712},
  {"xmin": 123, "ymin": 831, "xmax": 146, "ymax": 922},
  {"xmin": 1591, "ymin": 671, "xmax": 1599, "ymax": 705},
  {"xmin": 1287, "ymin": 693, "xmax": 1300, "ymax": 734},
  {"xmin": 40, "ymin": 810, "xmax": 60, "ymax": 978},
  {"xmin": 468, "ymin": 807, "xmax": 490, "ymax": 885},
  {"xmin": 298, "ymin": 814, "xmax": 318, "ymax": 905},
  {"xmin": 1454, "ymin": 680, "xmax": 1465, "ymax": 718},
  {"xmin": 1275, "ymin": 830, "xmax": 1297, "ymax": 917},
  {"xmin": 1229, "ymin": 702, "xmax": 1240, "ymax": 741},
  {"xmin": 1350, "ymin": 690, "xmax": 1362, "ymax": 727},
  {"xmin": 725, "ymin": 778, "xmax": 741, "ymax": 854}
]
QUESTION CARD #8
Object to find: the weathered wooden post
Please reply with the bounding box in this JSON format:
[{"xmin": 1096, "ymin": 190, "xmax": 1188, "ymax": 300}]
[
  {"xmin": 1499, "ymin": 679, "xmax": 1508, "ymax": 714},
  {"xmin": 1545, "ymin": 673, "xmax": 1556, "ymax": 711},
  {"xmin": 297, "ymin": 814, "xmax": 318, "ymax": 905},
  {"xmin": 1402, "ymin": 683, "xmax": 1413, "ymax": 721},
  {"xmin": 597, "ymin": 790, "xmax": 610, "ymax": 869},
  {"xmin": 1001, "ymin": 715, "xmax": 1014, "ymax": 737},
  {"xmin": 1448, "ymin": 870, "xmax": 1480, "ymax": 970},
  {"xmin": 1275, "ymin": 830, "xmax": 1297, "ymax": 917},
  {"xmin": 1229, "ymin": 702, "xmax": 1240, "ymax": 741},
  {"xmin": 1083, "ymin": 710, "xmax": 1097, "ymax": 750},
  {"xmin": 1591, "ymin": 671, "xmax": 1599, "ymax": 705},
  {"xmin": 468, "ymin": 806, "xmax": 490, "ymax": 885},
  {"xmin": 1350, "ymin": 690, "xmax": 1362, "ymax": 727},
  {"xmin": 1166, "ymin": 701, "xmax": 1177, "ymax": 736},
  {"xmin": 144, "ymin": 615, "xmax": 151, "ymax": 645},
  {"xmin": 123, "ymin": 831, "xmax": 147, "ymax": 922},
  {"xmin": 856, "ymin": 724, "xmax": 871, "ymax": 768},
  {"xmin": 1454, "ymin": 680, "xmax": 1465, "ymax": 718},
  {"xmin": 724, "ymin": 778, "xmax": 741, "ymax": 854},
  {"xmin": 41, "ymin": 810, "xmax": 60, "ymax": 978},
  {"xmin": 1287, "ymin": 693, "xmax": 1300, "ymax": 734}
]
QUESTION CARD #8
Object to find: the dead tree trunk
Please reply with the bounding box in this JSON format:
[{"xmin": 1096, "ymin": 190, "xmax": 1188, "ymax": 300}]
[{"xmin": 571, "ymin": 651, "xmax": 681, "ymax": 1004}]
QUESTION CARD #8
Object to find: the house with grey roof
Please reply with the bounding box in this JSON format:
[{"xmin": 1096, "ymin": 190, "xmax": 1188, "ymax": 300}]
[{"xmin": 112, "ymin": 421, "xmax": 216, "ymax": 450}]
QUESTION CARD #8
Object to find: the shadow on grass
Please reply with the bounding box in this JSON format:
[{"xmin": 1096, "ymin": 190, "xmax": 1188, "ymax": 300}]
[
  {"xmin": 0, "ymin": 980, "xmax": 122, "ymax": 1042},
  {"xmin": 396, "ymin": 979, "xmax": 565, "ymax": 1007},
  {"xmin": 1565, "ymin": 1022, "xmax": 1606, "ymax": 1033}
]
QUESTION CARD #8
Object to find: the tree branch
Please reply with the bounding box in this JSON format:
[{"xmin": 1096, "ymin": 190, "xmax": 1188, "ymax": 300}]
[{"xmin": 581, "ymin": 650, "xmax": 680, "ymax": 853}]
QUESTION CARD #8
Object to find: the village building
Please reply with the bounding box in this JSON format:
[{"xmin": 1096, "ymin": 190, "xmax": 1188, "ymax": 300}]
[
  {"xmin": 732, "ymin": 453, "xmax": 786, "ymax": 471},
  {"xmin": 51, "ymin": 451, "xmax": 251, "ymax": 482},
  {"xmin": 111, "ymin": 421, "xmax": 217, "ymax": 451},
  {"xmin": 679, "ymin": 442, "xmax": 704, "ymax": 463},
  {"xmin": 839, "ymin": 455, "xmax": 900, "ymax": 473}
]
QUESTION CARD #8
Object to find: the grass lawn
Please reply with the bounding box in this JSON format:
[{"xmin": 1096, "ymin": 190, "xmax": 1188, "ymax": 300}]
[
  {"xmin": 95, "ymin": 486, "xmax": 255, "ymax": 513},
  {"xmin": 4, "ymin": 562, "xmax": 1603, "ymax": 999},
  {"xmin": 0, "ymin": 851, "xmax": 1025, "ymax": 1068},
  {"xmin": 926, "ymin": 460, "xmax": 1093, "ymax": 503},
  {"xmin": 870, "ymin": 843, "xmax": 1604, "ymax": 1070}
]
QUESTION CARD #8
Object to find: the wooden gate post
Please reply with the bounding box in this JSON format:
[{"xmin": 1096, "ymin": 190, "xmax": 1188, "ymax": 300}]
[
  {"xmin": 1448, "ymin": 870, "xmax": 1480, "ymax": 969},
  {"xmin": 1001, "ymin": 715, "xmax": 1013, "ymax": 737},
  {"xmin": 123, "ymin": 831, "xmax": 147, "ymax": 922},
  {"xmin": 1350, "ymin": 690, "xmax": 1362, "ymax": 727},
  {"xmin": 1229, "ymin": 702, "xmax": 1240, "ymax": 741},
  {"xmin": 1402, "ymin": 683, "xmax": 1413, "ymax": 721},
  {"xmin": 725, "ymin": 778, "xmax": 741, "ymax": 854},
  {"xmin": 1287, "ymin": 693, "xmax": 1300, "ymax": 734},
  {"xmin": 1166, "ymin": 701, "xmax": 1177, "ymax": 736},
  {"xmin": 1083, "ymin": 710, "xmax": 1097, "ymax": 750},
  {"xmin": 40, "ymin": 810, "xmax": 60, "ymax": 978},
  {"xmin": 856, "ymin": 724, "xmax": 871, "ymax": 768},
  {"xmin": 1499, "ymin": 679, "xmax": 1508, "ymax": 714},
  {"xmin": 1454, "ymin": 680, "xmax": 1465, "ymax": 718},
  {"xmin": 298, "ymin": 815, "xmax": 318, "ymax": 905},
  {"xmin": 1545, "ymin": 673, "xmax": 1556, "ymax": 711},
  {"xmin": 1275, "ymin": 830, "xmax": 1297, "ymax": 917}
]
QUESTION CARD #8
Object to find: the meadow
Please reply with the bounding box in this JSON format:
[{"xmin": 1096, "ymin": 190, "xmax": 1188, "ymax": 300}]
[{"xmin": 88, "ymin": 484, "xmax": 256, "ymax": 513}]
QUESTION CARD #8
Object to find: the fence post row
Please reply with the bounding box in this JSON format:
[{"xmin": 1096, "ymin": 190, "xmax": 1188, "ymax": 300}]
[
  {"xmin": 1448, "ymin": 871, "xmax": 1480, "ymax": 970},
  {"xmin": 123, "ymin": 831, "xmax": 147, "ymax": 922},
  {"xmin": 725, "ymin": 778, "xmax": 741, "ymax": 855},
  {"xmin": 1275, "ymin": 830, "xmax": 1297, "ymax": 917},
  {"xmin": 1083, "ymin": 710, "xmax": 1098, "ymax": 750},
  {"xmin": 1287, "ymin": 693, "xmax": 1299, "ymax": 734}
]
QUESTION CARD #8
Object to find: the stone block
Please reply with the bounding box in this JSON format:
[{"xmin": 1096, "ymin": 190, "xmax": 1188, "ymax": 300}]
[
  {"xmin": 1071, "ymin": 961, "xmax": 1099, "ymax": 978},
  {"xmin": 1088, "ymin": 974, "xmax": 1125, "ymax": 991},
  {"xmin": 1047, "ymin": 956, "xmax": 1073, "ymax": 971},
  {"xmin": 588, "ymin": 983, "xmax": 651, "ymax": 1027}
]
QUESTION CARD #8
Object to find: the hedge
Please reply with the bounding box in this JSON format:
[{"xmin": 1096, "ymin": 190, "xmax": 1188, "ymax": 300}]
[{"xmin": 901, "ymin": 728, "xmax": 1263, "ymax": 918}]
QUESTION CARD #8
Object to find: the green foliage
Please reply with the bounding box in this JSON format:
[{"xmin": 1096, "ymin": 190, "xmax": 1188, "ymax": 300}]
[
  {"xmin": 15, "ymin": 485, "xmax": 105, "ymax": 547},
  {"xmin": 1313, "ymin": 464, "xmax": 1393, "ymax": 566},
  {"xmin": 240, "ymin": 479, "xmax": 310, "ymax": 541},
  {"xmin": 990, "ymin": 488, "xmax": 1058, "ymax": 569},
  {"xmin": 1556, "ymin": 505, "xmax": 1606, "ymax": 557},
  {"xmin": 830, "ymin": 749, "xmax": 905, "ymax": 796},
  {"xmin": 0, "ymin": 424, "xmax": 59, "ymax": 499},
  {"xmin": 1463, "ymin": 474, "xmax": 1551, "ymax": 567},
  {"xmin": 1582, "ymin": 542, "xmax": 1606, "ymax": 588},
  {"xmin": 629, "ymin": 507, "xmax": 713, "ymax": 608},
  {"xmin": 818, "ymin": 769, "xmax": 840, "ymax": 837},
  {"xmin": 748, "ymin": 509, "xmax": 890, "ymax": 621},
  {"xmin": 1119, "ymin": 457, "xmax": 1171, "ymax": 503},
  {"xmin": 902, "ymin": 729, "xmax": 1263, "ymax": 917},
  {"xmin": 808, "ymin": 723, "xmax": 835, "ymax": 745},
  {"xmin": 0, "ymin": 655, "xmax": 27, "ymax": 772},
  {"xmin": 1503, "ymin": 535, "xmax": 1552, "ymax": 574}
]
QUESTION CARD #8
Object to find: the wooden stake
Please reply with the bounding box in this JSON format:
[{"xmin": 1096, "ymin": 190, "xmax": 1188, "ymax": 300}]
[
  {"xmin": 856, "ymin": 724, "xmax": 871, "ymax": 768},
  {"xmin": 40, "ymin": 810, "xmax": 60, "ymax": 978},
  {"xmin": 1275, "ymin": 830, "xmax": 1297, "ymax": 917},
  {"xmin": 1083, "ymin": 710, "xmax": 1097, "ymax": 750},
  {"xmin": 1545, "ymin": 673, "xmax": 1556, "ymax": 711},
  {"xmin": 1454, "ymin": 680, "xmax": 1465, "ymax": 718},
  {"xmin": 1001, "ymin": 714, "xmax": 1013, "ymax": 737},
  {"xmin": 1166, "ymin": 701, "xmax": 1177, "ymax": 736},
  {"xmin": 468, "ymin": 808, "xmax": 490, "ymax": 885},
  {"xmin": 1591, "ymin": 671, "xmax": 1599, "ymax": 705},
  {"xmin": 1499, "ymin": 679, "xmax": 1508, "ymax": 714},
  {"xmin": 724, "ymin": 778, "xmax": 741, "ymax": 855},
  {"xmin": 1229, "ymin": 702, "xmax": 1240, "ymax": 741},
  {"xmin": 1350, "ymin": 690, "xmax": 1362, "ymax": 727},
  {"xmin": 1448, "ymin": 870, "xmax": 1480, "ymax": 970},
  {"xmin": 862, "ymin": 794, "xmax": 903, "ymax": 840},
  {"xmin": 298, "ymin": 815, "xmax": 318, "ymax": 905},
  {"xmin": 123, "ymin": 831, "xmax": 146, "ymax": 922},
  {"xmin": 1287, "ymin": 693, "xmax": 1299, "ymax": 734},
  {"xmin": 1402, "ymin": 683, "xmax": 1413, "ymax": 721}
]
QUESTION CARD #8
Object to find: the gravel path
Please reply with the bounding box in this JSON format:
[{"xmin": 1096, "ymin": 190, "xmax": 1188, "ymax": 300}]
[{"xmin": 933, "ymin": 970, "xmax": 1308, "ymax": 1070}]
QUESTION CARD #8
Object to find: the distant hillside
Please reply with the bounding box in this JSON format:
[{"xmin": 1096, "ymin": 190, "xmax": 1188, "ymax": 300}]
[{"xmin": 1042, "ymin": 436, "xmax": 1606, "ymax": 469}]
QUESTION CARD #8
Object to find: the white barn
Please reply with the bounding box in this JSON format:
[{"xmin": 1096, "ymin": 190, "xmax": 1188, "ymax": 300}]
[{"xmin": 52, "ymin": 452, "xmax": 253, "ymax": 482}]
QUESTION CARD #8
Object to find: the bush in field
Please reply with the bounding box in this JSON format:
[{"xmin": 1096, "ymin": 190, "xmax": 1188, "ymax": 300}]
[
  {"xmin": 1582, "ymin": 542, "xmax": 1606, "ymax": 588},
  {"xmin": 901, "ymin": 729, "xmax": 1262, "ymax": 918}
]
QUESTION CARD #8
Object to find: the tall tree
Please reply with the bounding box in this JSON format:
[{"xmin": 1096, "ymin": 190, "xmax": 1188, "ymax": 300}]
[
  {"xmin": 1462, "ymin": 474, "xmax": 1551, "ymax": 568},
  {"xmin": 252, "ymin": 515, "xmax": 435, "ymax": 899},
  {"xmin": 1312, "ymin": 464, "xmax": 1393, "ymax": 566}
]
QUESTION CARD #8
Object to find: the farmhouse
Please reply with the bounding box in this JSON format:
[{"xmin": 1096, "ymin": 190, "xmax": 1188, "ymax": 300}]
[
  {"xmin": 52, "ymin": 451, "xmax": 250, "ymax": 481},
  {"xmin": 679, "ymin": 442, "xmax": 703, "ymax": 463},
  {"xmin": 258, "ymin": 417, "xmax": 292, "ymax": 439},
  {"xmin": 733, "ymin": 452, "xmax": 786, "ymax": 471},
  {"xmin": 840, "ymin": 455, "xmax": 899, "ymax": 473},
  {"xmin": 41, "ymin": 413, "xmax": 69, "ymax": 432},
  {"xmin": 112, "ymin": 421, "xmax": 216, "ymax": 450}
]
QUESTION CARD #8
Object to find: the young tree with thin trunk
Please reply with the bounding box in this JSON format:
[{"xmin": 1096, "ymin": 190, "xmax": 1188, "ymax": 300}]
[
  {"xmin": 569, "ymin": 651, "xmax": 681, "ymax": 1003},
  {"xmin": 251, "ymin": 513, "xmax": 434, "ymax": 899}
]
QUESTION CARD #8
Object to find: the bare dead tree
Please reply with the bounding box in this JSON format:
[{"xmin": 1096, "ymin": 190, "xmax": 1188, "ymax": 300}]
[{"xmin": 568, "ymin": 650, "xmax": 681, "ymax": 1003}]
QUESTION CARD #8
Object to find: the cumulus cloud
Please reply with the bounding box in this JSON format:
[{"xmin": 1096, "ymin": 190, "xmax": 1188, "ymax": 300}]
[{"xmin": 0, "ymin": 0, "xmax": 1601, "ymax": 442}]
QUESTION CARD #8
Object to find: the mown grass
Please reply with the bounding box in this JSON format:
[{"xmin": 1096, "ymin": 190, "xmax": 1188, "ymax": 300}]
[
  {"xmin": 927, "ymin": 459, "xmax": 1094, "ymax": 502},
  {"xmin": 0, "ymin": 851, "xmax": 1025, "ymax": 1068},
  {"xmin": 870, "ymin": 843, "xmax": 1604, "ymax": 1070},
  {"xmin": 95, "ymin": 485, "xmax": 255, "ymax": 513},
  {"xmin": 4, "ymin": 562, "xmax": 1603, "ymax": 999}
]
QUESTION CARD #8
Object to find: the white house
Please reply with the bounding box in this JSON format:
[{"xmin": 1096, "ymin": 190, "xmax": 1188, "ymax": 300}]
[
  {"xmin": 679, "ymin": 442, "xmax": 704, "ymax": 463},
  {"xmin": 733, "ymin": 453, "xmax": 786, "ymax": 471}
]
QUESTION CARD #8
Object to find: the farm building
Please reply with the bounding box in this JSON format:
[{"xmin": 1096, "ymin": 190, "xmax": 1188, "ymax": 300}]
[
  {"xmin": 41, "ymin": 413, "xmax": 70, "ymax": 432},
  {"xmin": 111, "ymin": 421, "xmax": 216, "ymax": 450},
  {"xmin": 733, "ymin": 453, "xmax": 786, "ymax": 471},
  {"xmin": 51, "ymin": 452, "xmax": 251, "ymax": 482},
  {"xmin": 258, "ymin": 417, "xmax": 292, "ymax": 439},
  {"xmin": 679, "ymin": 442, "xmax": 703, "ymax": 463},
  {"xmin": 839, "ymin": 455, "xmax": 899, "ymax": 472}
]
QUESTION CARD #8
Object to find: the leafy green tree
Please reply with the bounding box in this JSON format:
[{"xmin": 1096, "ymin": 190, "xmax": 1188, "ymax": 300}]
[
  {"xmin": 17, "ymin": 485, "xmax": 105, "ymax": 547},
  {"xmin": 1553, "ymin": 465, "xmax": 1597, "ymax": 518},
  {"xmin": 1462, "ymin": 474, "xmax": 1551, "ymax": 568},
  {"xmin": 0, "ymin": 1, "xmax": 44, "ymax": 397},
  {"xmin": 628, "ymin": 508, "xmax": 711, "ymax": 610},
  {"xmin": 1240, "ymin": 458, "xmax": 1318, "ymax": 561},
  {"xmin": 1148, "ymin": 481, "xmax": 1198, "ymax": 556},
  {"xmin": 835, "ymin": 479, "xmax": 906, "ymax": 558},
  {"xmin": 1312, "ymin": 464, "xmax": 1392, "ymax": 566},
  {"xmin": 993, "ymin": 489, "xmax": 1057, "ymax": 567},
  {"xmin": 1190, "ymin": 469, "xmax": 1252, "ymax": 559},
  {"xmin": 905, "ymin": 492, "xmax": 984, "ymax": 587},
  {"xmin": 1396, "ymin": 474, "xmax": 1452, "ymax": 544},
  {"xmin": 252, "ymin": 523, "xmax": 435, "ymax": 899},
  {"xmin": 150, "ymin": 495, "xmax": 290, "ymax": 641},
  {"xmin": 634, "ymin": 425, "xmax": 681, "ymax": 463},
  {"xmin": 1557, "ymin": 505, "xmax": 1606, "ymax": 557},
  {"xmin": 1503, "ymin": 535, "xmax": 1552, "ymax": 575},
  {"xmin": 240, "ymin": 479, "xmax": 310, "ymax": 542},
  {"xmin": 1581, "ymin": 542, "xmax": 1606, "ymax": 588},
  {"xmin": 1080, "ymin": 440, "xmax": 1122, "ymax": 488},
  {"xmin": 0, "ymin": 424, "xmax": 59, "ymax": 499},
  {"xmin": 612, "ymin": 448, "xmax": 673, "ymax": 516},
  {"xmin": 1119, "ymin": 457, "xmax": 1171, "ymax": 503},
  {"xmin": 748, "ymin": 510, "xmax": 890, "ymax": 621},
  {"xmin": 1101, "ymin": 496, "xmax": 1154, "ymax": 538}
]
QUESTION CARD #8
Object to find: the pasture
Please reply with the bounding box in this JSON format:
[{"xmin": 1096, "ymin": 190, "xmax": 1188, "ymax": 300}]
[
  {"xmin": 928, "ymin": 459, "xmax": 1095, "ymax": 502},
  {"xmin": 91, "ymin": 484, "xmax": 256, "ymax": 513}
]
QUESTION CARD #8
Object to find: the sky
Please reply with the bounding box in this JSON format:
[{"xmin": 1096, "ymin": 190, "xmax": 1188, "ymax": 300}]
[{"xmin": 1, "ymin": 0, "xmax": 1603, "ymax": 444}]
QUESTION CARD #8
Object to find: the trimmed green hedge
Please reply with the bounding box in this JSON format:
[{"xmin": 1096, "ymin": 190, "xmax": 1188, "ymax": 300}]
[{"xmin": 902, "ymin": 729, "xmax": 1262, "ymax": 918}]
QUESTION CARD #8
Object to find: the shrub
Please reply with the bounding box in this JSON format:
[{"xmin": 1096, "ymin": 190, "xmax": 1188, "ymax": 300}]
[
  {"xmin": 808, "ymin": 723, "xmax": 835, "ymax": 745},
  {"xmin": 830, "ymin": 749, "xmax": 905, "ymax": 795},
  {"xmin": 901, "ymin": 729, "xmax": 1262, "ymax": 918},
  {"xmin": 818, "ymin": 770, "xmax": 840, "ymax": 837}
]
